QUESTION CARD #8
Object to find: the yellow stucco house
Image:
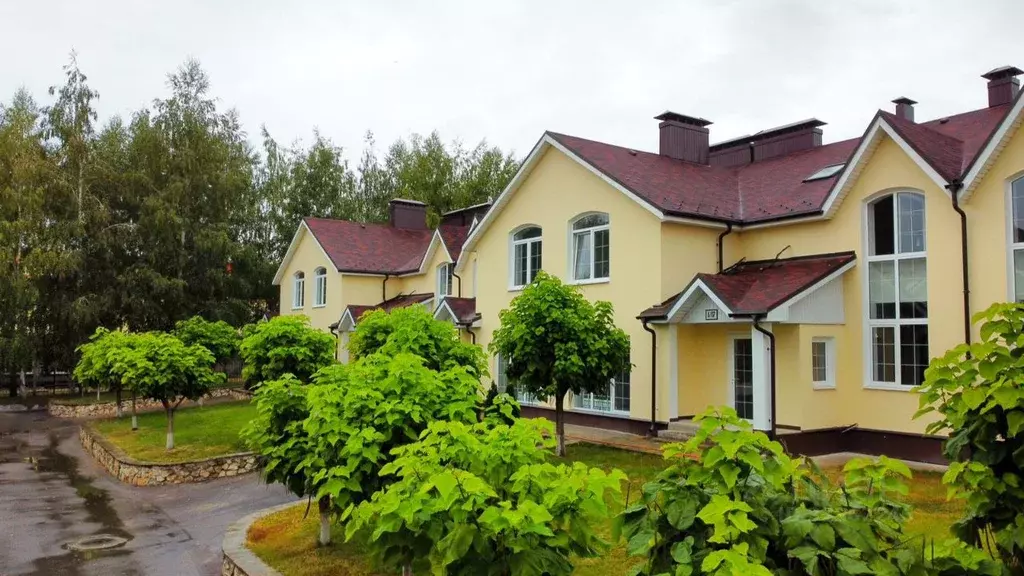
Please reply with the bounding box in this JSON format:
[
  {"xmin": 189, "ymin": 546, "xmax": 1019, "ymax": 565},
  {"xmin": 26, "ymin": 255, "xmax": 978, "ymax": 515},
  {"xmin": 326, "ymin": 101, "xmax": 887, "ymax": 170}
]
[{"xmin": 275, "ymin": 65, "xmax": 1024, "ymax": 463}]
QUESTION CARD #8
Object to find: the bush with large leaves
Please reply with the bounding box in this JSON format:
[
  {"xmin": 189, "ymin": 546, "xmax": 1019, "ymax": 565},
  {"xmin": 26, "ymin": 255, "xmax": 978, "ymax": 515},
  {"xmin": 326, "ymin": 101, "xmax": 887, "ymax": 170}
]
[
  {"xmin": 917, "ymin": 302, "xmax": 1024, "ymax": 571},
  {"xmin": 347, "ymin": 417, "xmax": 625, "ymax": 576},
  {"xmin": 172, "ymin": 315, "xmax": 240, "ymax": 364},
  {"xmin": 239, "ymin": 315, "xmax": 334, "ymax": 387},
  {"xmin": 618, "ymin": 407, "xmax": 1001, "ymax": 576}
]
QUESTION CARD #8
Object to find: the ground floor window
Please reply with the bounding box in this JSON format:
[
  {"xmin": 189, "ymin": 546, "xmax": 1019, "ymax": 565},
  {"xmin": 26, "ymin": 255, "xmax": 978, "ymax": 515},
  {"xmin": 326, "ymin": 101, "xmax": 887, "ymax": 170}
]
[
  {"xmin": 573, "ymin": 368, "xmax": 630, "ymax": 414},
  {"xmin": 811, "ymin": 337, "xmax": 836, "ymax": 389},
  {"xmin": 496, "ymin": 353, "xmax": 538, "ymax": 405}
]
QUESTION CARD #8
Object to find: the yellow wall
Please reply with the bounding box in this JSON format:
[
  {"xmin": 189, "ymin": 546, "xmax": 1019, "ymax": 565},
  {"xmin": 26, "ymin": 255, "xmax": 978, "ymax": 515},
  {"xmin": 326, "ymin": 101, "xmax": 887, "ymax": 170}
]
[
  {"xmin": 278, "ymin": 227, "xmax": 343, "ymax": 333},
  {"xmin": 660, "ymin": 224, "xmax": 723, "ymax": 300},
  {"xmin": 469, "ymin": 147, "xmax": 667, "ymax": 421}
]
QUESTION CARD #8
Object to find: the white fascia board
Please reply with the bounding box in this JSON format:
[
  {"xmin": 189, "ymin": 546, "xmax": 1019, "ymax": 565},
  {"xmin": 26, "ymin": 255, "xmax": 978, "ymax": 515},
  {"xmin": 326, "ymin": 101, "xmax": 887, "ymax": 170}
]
[
  {"xmin": 416, "ymin": 229, "xmax": 452, "ymax": 274},
  {"xmin": 665, "ymin": 279, "xmax": 734, "ymax": 321},
  {"xmin": 432, "ymin": 298, "xmax": 457, "ymax": 322},
  {"xmin": 878, "ymin": 123, "xmax": 950, "ymax": 193},
  {"xmin": 337, "ymin": 308, "xmax": 357, "ymax": 332},
  {"xmin": 272, "ymin": 221, "xmax": 335, "ymax": 285},
  {"xmin": 960, "ymin": 94, "xmax": 1024, "ymax": 201}
]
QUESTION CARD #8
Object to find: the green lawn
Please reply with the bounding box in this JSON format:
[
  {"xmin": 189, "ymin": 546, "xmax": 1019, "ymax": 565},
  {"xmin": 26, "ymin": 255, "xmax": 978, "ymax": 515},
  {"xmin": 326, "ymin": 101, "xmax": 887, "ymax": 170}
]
[
  {"xmin": 247, "ymin": 443, "xmax": 962, "ymax": 576},
  {"xmin": 91, "ymin": 400, "xmax": 255, "ymax": 463}
]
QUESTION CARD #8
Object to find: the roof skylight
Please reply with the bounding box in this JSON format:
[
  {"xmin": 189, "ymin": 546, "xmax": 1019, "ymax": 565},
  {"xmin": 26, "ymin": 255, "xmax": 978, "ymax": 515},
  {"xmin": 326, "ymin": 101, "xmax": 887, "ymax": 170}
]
[{"xmin": 803, "ymin": 163, "xmax": 845, "ymax": 182}]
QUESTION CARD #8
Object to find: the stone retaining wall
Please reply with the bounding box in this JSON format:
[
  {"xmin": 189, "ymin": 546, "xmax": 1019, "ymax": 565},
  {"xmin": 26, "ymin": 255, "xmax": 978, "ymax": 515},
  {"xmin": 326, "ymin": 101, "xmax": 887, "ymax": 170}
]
[
  {"xmin": 222, "ymin": 502, "xmax": 297, "ymax": 576},
  {"xmin": 79, "ymin": 425, "xmax": 258, "ymax": 486},
  {"xmin": 50, "ymin": 387, "xmax": 250, "ymax": 419}
]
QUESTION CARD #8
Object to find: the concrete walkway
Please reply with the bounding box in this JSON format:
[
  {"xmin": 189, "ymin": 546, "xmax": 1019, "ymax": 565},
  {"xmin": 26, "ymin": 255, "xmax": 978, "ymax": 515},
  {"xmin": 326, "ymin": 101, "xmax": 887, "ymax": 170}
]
[
  {"xmin": 564, "ymin": 423, "xmax": 666, "ymax": 454},
  {"xmin": 0, "ymin": 411, "xmax": 295, "ymax": 576}
]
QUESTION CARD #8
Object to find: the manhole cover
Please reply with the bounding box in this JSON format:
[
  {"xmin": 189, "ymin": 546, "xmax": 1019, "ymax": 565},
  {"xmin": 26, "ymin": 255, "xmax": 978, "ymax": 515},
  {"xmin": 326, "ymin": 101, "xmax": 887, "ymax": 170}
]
[{"xmin": 66, "ymin": 534, "xmax": 128, "ymax": 551}]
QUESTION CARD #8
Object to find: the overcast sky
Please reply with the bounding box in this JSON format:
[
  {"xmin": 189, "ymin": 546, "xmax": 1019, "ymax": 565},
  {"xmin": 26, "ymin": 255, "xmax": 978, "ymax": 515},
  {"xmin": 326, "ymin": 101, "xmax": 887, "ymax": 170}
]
[{"xmin": 3, "ymin": 0, "xmax": 1023, "ymax": 159}]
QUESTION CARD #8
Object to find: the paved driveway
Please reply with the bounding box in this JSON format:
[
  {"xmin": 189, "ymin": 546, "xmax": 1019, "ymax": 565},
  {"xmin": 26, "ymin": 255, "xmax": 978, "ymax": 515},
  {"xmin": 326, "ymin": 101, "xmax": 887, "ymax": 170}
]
[{"xmin": 0, "ymin": 411, "xmax": 295, "ymax": 576}]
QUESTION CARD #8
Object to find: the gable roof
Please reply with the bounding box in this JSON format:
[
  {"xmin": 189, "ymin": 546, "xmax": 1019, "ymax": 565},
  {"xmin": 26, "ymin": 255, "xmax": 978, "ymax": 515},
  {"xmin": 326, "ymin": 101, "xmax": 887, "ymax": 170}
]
[
  {"xmin": 433, "ymin": 296, "xmax": 479, "ymax": 325},
  {"xmin": 338, "ymin": 292, "xmax": 435, "ymax": 331},
  {"xmin": 438, "ymin": 224, "xmax": 471, "ymax": 262},
  {"xmin": 303, "ymin": 218, "xmax": 433, "ymax": 275},
  {"xmin": 640, "ymin": 251, "xmax": 857, "ymax": 319}
]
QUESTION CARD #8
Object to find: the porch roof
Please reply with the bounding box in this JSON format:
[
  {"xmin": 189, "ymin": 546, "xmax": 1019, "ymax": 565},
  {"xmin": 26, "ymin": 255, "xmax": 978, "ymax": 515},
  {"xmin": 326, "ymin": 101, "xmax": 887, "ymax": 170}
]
[
  {"xmin": 639, "ymin": 251, "xmax": 856, "ymax": 321},
  {"xmin": 338, "ymin": 292, "xmax": 435, "ymax": 331},
  {"xmin": 433, "ymin": 296, "xmax": 480, "ymax": 326}
]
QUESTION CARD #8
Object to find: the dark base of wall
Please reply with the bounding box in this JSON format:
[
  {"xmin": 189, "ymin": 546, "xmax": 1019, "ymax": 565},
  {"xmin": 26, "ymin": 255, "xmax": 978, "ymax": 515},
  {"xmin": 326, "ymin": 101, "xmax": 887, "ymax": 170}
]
[
  {"xmin": 519, "ymin": 405, "xmax": 667, "ymax": 437},
  {"xmin": 778, "ymin": 427, "xmax": 947, "ymax": 465}
]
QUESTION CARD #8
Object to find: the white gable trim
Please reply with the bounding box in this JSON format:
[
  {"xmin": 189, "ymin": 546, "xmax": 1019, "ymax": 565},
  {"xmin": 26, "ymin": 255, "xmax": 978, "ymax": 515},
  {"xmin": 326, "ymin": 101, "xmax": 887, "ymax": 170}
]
[
  {"xmin": 960, "ymin": 94, "xmax": 1024, "ymax": 201},
  {"xmin": 455, "ymin": 134, "xmax": 665, "ymax": 272},
  {"xmin": 664, "ymin": 279, "xmax": 734, "ymax": 322},
  {"xmin": 433, "ymin": 298, "xmax": 458, "ymax": 323},
  {"xmin": 415, "ymin": 229, "xmax": 453, "ymax": 274},
  {"xmin": 337, "ymin": 308, "xmax": 357, "ymax": 332},
  {"xmin": 272, "ymin": 221, "xmax": 335, "ymax": 285}
]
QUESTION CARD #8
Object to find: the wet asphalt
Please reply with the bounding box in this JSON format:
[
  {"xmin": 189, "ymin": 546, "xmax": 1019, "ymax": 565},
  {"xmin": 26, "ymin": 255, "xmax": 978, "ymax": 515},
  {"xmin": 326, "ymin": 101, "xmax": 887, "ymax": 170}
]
[{"xmin": 0, "ymin": 411, "xmax": 295, "ymax": 576}]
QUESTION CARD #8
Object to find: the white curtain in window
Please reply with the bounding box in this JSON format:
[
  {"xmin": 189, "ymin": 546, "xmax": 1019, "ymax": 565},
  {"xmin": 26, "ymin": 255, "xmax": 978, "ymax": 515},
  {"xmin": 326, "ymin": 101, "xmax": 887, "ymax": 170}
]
[{"xmin": 573, "ymin": 232, "xmax": 592, "ymax": 279}]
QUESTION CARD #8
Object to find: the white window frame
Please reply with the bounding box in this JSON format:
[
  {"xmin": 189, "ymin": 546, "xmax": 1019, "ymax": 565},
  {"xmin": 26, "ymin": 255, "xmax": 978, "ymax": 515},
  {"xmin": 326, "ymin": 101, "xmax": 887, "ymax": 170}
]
[
  {"xmin": 497, "ymin": 353, "xmax": 538, "ymax": 405},
  {"xmin": 292, "ymin": 271, "xmax": 305, "ymax": 309},
  {"xmin": 568, "ymin": 212, "xmax": 610, "ymax": 284},
  {"xmin": 862, "ymin": 190, "xmax": 928, "ymax": 392},
  {"xmin": 509, "ymin": 226, "xmax": 542, "ymax": 291},
  {"xmin": 573, "ymin": 367, "xmax": 631, "ymax": 416},
  {"xmin": 1006, "ymin": 174, "xmax": 1024, "ymax": 302},
  {"xmin": 313, "ymin": 267, "xmax": 327, "ymax": 308},
  {"xmin": 437, "ymin": 262, "xmax": 453, "ymax": 298},
  {"xmin": 811, "ymin": 337, "xmax": 836, "ymax": 390}
]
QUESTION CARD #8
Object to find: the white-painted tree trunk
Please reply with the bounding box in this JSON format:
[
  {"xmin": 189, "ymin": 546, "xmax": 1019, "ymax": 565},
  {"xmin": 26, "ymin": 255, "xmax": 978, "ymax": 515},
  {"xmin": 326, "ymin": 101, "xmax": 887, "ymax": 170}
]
[
  {"xmin": 131, "ymin": 392, "xmax": 138, "ymax": 431},
  {"xmin": 402, "ymin": 565, "xmax": 413, "ymax": 576},
  {"xmin": 555, "ymin": 394, "xmax": 566, "ymax": 457},
  {"xmin": 318, "ymin": 496, "xmax": 331, "ymax": 546},
  {"xmin": 166, "ymin": 410, "xmax": 175, "ymax": 450}
]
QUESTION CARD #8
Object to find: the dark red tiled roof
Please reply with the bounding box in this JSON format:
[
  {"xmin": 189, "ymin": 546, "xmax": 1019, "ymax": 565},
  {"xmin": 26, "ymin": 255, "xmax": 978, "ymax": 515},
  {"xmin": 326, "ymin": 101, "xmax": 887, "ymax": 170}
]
[
  {"xmin": 345, "ymin": 292, "xmax": 435, "ymax": 323},
  {"xmin": 438, "ymin": 225, "xmax": 471, "ymax": 262},
  {"xmin": 640, "ymin": 252, "xmax": 856, "ymax": 318},
  {"xmin": 437, "ymin": 297, "xmax": 478, "ymax": 325},
  {"xmin": 549, "ymin": 103, "xmax": 1012, "ymax": 224},
  {"xmin": 304, "ymin": 218, "xmax": 432, "ymax": 274}
]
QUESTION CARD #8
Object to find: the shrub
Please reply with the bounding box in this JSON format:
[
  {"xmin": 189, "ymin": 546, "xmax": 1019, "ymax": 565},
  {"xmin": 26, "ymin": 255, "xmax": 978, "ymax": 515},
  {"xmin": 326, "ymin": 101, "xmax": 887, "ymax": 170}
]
[
  {"xmin": 347, "ymin": 418, "xmax": 625, "ymax": 576},
  {"xmin": 239, "ymin": 315, "xmax": 334, "ymax": 387},
  {"xmin": 172, "ymin": 315, "xmax": 240, "ymax": 363},
  {"xmin": 74, "ymin": 328, "xmax": 134, "ymax": 410}
]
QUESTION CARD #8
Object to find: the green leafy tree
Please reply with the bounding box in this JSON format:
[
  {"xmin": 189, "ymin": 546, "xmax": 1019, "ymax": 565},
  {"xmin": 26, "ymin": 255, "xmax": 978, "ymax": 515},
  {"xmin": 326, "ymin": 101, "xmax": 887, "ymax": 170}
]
[
  {"xmin": 917, "ymin": 302, "xmax": 1024, "ymax": 570},
  {"xmin": 490, "ymin": 271, "xmax": 630, "ymax": 456},
  {"xmin": 173, "ymin": 315, "xmax": 239, "ymax": 363},
  {"xmin": 238, "ymin": 315, "xmax": 335, "ymax": 387},
  {"xmin": 73, "ymin": 328, "xmax": 133, "ymax": 413},
  {"xmin": 348, "ymin": 418, "xmax": 624, "ymax": 576},
  {"xmin": 348, "ymin": 305, "xmax": 487, "ymax": 378},
  {"xmin": 302, "ymin": 352, "xmax": 480, "ymax": 546},
  {"xmin": 619, "ymin": 407, "xmax": 1002, "ymax": 576},
  {"xmin": 114, "ymin": 332, "xmax": 223, "ymax": 449}
]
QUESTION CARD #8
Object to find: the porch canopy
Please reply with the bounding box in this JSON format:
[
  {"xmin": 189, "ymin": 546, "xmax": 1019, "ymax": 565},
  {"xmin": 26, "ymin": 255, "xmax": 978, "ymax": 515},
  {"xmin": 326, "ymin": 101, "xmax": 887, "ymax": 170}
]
[
  {"xmin": 433, "ymin": 296, "xmax": 480, "ymax": 328},
  {"xmin": 336, "ymin": 292, "xmax": 434, "ymax": 332},
  {"xmin": 638, "ymin": 251, "xmax": 856, "ymax": 432}
]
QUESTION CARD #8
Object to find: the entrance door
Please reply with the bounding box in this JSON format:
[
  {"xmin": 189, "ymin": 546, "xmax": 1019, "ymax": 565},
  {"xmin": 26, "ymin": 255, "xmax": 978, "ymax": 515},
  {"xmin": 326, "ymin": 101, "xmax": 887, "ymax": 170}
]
[{"xmin": 730, "ymin": 337, "xmax": 754, "ymax": 420}]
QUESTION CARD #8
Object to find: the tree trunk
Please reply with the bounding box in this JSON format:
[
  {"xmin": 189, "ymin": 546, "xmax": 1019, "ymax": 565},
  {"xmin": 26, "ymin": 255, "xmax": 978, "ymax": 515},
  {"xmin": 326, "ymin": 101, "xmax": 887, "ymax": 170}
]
[
  {"xmin": 402, "ymin": 565, "xmax": 413, "ymax": 576},
  {"xmin": 318, "ymin": 496, "xmax": 331, "ymax": 546},
  {"xmin": 165, "ymin": 407, "xmax": 175, "ymax": 450},
  {"xmin": 555, "ymin": 393, "xmax": 566, "ymax": 457},
  {"xmin": 131, "ymin": 391, "xmax": 138, "ymax": 431},
  {"xmin": 96, "ymin": 383, "xmax": 101, "ymax": 402},
  {"xmin": 115, "ymin": 387, "xmax": 123, "ymax": 418}
]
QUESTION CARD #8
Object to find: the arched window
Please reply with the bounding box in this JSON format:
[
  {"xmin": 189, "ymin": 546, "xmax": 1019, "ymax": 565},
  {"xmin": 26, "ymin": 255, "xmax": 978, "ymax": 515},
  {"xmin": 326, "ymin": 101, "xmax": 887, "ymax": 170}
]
[
  {"xmin": 292, "ymin": 271, "xmax": 305, "ymax": 309},
  {"xmin": 571, "ymin": 213, "xmax": 610, "ymax": 282},
  {"xmin": 313, "ymin": 267, "xmax": 327, "ymax": 307},
  {"xmin": 510, "ymin": 226, "xmax": 542, "ymax": 289},
  {"xmin": 437, "ymin": 262, "xmax": 453, "ymax": 297},
  {"xmin": 865, "ymin": 191, "xmax": 927, "ymax": 388},
  {"xmin": 1009, "ymin": 176, "xmax": 1024, "ymax": 301}
]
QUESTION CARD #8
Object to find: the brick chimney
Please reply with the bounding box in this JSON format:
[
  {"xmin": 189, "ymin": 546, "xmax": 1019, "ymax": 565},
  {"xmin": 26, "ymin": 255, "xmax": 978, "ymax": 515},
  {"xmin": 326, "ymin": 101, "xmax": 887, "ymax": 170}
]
[
  {"xmin": 982, "ymin": 66, "xmax": 1023, "ymax": 107},
  {"xmin": 655, "ymin": 111, "xmax": 712, "ymax": 164},
  {"xmin": 892, "ymin": 97, "xmax": 917, "ymax": 122},
  {"xmin": 388, "ymin": 199, "xmax": 428, "ymax": 230}
]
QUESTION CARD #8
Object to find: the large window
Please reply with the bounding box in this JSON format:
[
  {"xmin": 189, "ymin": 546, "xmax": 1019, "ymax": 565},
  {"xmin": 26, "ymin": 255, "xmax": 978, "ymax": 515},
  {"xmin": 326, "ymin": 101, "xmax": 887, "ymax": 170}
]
[
  {"xmin": 571, "ymin": 213, "xmax": 610, "ymax": 282},
  {"xmin": 292, "ymin": 271, "xmax": 305, "ymax": 309},
  {"xmin": 437, "ymin": 262, "xmax": 453, "ymax": 297},
  {"xmin": 1010, "ymin": 177, "xmax": 1024, "ymax": 302},
  {"xmin": 313, "ymin": 267, "xmax": 327, "ymax": 307},
  {"xmin": 496, "ymin": 353, "xmax": 538, "ymax": 405},
  {"xmin": 511, "ymin": 226, "xmax": 542, "ymax": 289},
  {"xmin": 573, "ymin": 366, "xmax": 631, "ymax": 414},
  {"xmin": 866, "ymin": 192, "xmax": 928, "ymax": 388}
]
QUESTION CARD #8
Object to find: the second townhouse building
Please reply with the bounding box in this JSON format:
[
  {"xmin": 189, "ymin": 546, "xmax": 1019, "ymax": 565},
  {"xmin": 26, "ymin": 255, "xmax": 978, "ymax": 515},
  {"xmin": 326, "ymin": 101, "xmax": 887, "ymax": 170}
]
[{"xmin": 275, "ymin": 65, "xmax": 1024, "ymax": 463}]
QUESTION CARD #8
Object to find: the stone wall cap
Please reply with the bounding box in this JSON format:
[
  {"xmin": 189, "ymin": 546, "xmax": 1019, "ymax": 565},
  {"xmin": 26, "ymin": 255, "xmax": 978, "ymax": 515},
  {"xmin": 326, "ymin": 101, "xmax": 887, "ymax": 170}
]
[{"xmin": 223, "ymin": 501, "xmax": 300, "ymax": 576}]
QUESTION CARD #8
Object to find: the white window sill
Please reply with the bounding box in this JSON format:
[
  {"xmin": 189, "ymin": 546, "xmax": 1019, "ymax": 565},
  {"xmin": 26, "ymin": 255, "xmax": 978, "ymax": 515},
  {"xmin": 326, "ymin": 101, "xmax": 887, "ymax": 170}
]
[
  {"xmin": 812, "ymin": 383, "xmax": 836, "ymax": 391},
  {"xmin": 291, "ymin": 307, "xmax": 304, "ymax": 311},
  {"xmin": 571, "ymin": 406, "xmax": 631, "ymax": 418},
  {"xmin": 508, "ymin": 286, "xmax": 525, "ymax": 293},
  {"xmin": 863, "ymin": 382, "xmax": 918, "ymax": 392},
  {"xmin": 568, "ymin": 277, "xmax": 610, "ymax": 286},
  {"xmin": 312, "ymin": 304, "xmax": 327, "ymax": 309}
]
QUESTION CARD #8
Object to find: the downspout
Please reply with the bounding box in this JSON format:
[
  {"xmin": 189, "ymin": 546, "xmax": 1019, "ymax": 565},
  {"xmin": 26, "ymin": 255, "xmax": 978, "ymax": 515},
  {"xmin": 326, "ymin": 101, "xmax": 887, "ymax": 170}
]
[
  {"xmin": 463, "ymin": 324, "xmax": 477, "ymax": 344},
  {"xmin": 948, "ymin": 180, "xmax": 971, "ymax": 345},
  {"xmin": 328, "ymin": 322, "xmax": 340, "ymax": 361},
  {"xmin": 717, "ymin": 223, "xmax": 733, "ymax": 273},
  {"xmin": 641, "ymin": 320, "xmax": 657, "ymax": 437},
  {"xmin": 752, "ymin": 316, "xmax": 777, "ymax": 439},
  {"xmin": 381, "ymin": 274, "xmax": 390, "ymax": 301},
  {"xmin": 453, "ymin": 271, "xmax": 463, "ymax": 298}
]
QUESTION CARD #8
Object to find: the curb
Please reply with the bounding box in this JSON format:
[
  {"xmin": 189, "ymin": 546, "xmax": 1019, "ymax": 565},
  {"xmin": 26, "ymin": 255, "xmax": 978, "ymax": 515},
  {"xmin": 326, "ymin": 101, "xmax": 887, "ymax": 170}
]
[
  {"xmin": 222, "ymin": 501, "xmax": 300, "ymax": 576},
  {"xmin": 80, "ymin": 424, "xmax": 258, "ymax": 486}
]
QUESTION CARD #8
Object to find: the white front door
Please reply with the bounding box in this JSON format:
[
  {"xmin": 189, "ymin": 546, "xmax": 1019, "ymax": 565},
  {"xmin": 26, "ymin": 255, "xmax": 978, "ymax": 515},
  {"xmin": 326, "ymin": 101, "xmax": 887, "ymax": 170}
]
[{"xmin": 729, "ymin": 336, "xmax": 754, "ymax": 421}]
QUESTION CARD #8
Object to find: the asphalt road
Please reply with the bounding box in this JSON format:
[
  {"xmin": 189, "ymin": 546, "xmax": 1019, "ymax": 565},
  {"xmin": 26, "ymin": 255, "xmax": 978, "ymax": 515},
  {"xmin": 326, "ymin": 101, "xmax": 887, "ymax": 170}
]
[{"xmin": 0, "ymin": 410, "xmax": 295, "ymax": 576}]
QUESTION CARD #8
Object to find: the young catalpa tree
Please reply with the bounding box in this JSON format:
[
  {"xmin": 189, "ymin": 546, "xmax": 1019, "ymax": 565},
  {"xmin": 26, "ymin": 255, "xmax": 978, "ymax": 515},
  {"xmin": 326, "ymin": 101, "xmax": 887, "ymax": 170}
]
[
  {"xmin": 347, "ymin": 417, "xmax": 625, "ymax": 576},
  {"xmin": 173, "ymin": 315, "xmax": 240, "ymax": 364},
  {"xmin": 73, "ymin": 328, "xmax": 134, "ymax": 414},
  {"xmin": 117, "ymin": 332, "xmax": 224, "ymax": 449},
  {"xmin": 239, "ymin": 315, "xmax": 335, "ymax": 387},
  {"xmin": 348, "ymin": 305, "xmax": 487, "ymax": 378},
  {"xmin": 490, "ymin": 271, "xmax": 630, "ymax": 456}
]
